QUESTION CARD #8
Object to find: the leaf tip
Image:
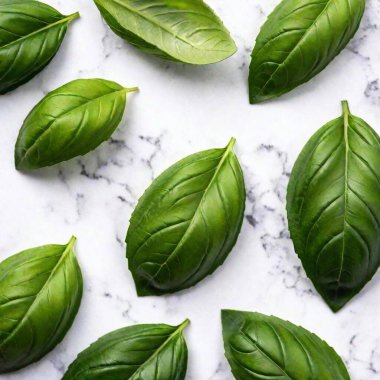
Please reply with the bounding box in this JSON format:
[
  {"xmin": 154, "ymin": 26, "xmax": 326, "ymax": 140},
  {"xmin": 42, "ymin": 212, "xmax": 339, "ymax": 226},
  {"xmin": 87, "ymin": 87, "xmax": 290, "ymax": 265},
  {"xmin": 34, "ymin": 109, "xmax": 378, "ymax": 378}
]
[
  {"xmin": 228, "ymin": 39, "xmax": 238, "ymax": 56},
  {"xmin": 221, "ymin": 309, "xmax": 235, "ymax": 324},
  {"xmin": 249, "ymin": 93, "xmax": 266, "ymax": 105},
  {"xmin": 14, "ymin": 156, "xmax": 31, "ymax": 171},
  {"xmin": 326, "ymin": 300, "xmax": 344, "ymax": 313},
  {"xmin": 319, "ymin": 288, "xmax": 351, "ymax": 313},
  {"xmin": 14, "ymin": 149, "xmax": 23, "ymax": 170}
]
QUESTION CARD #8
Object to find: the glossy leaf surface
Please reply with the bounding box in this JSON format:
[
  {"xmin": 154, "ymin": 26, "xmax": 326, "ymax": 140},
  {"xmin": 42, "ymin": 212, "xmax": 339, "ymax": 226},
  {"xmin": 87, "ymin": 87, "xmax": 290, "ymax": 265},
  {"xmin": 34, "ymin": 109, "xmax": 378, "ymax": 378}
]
[
  {"xmin": 63, "ymin": 320, "xmax": 189, "ymax": 380},
  {"xmin": 287, "ymin": 101, "xmax": 380, "ymax": 311},
  {"xmin": 249, "ymin": 0, "xmax": 365, "ymax": 103},
  {"xmin": 0, "ymin": 0, "xmax": 79, "ymax": 94},
  {"xmin": 126, "ymin": 138, "xmax": 245, "ymax": 296},
  {"xmin": 222, "ymin": 310, "xmax": 350, "ymax": 380},
  {"xmin": 15, "ymin": 78, "xmax": 137, "ymax": 170},
  {"xmin": 0, "ymin": 237, "xmax": 83, "ymax": 373},
  {"xmin": 93, "ymin": 0, "xmax": 236, "ymax": 64}
]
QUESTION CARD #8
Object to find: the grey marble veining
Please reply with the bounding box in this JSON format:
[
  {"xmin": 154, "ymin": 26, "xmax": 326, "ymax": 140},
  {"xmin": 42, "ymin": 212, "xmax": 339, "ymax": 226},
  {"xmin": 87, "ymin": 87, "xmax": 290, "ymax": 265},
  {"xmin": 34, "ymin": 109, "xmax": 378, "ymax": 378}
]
[{"xmin": 1, "ymin": 0, "xmax": 380, "ymax": 379}]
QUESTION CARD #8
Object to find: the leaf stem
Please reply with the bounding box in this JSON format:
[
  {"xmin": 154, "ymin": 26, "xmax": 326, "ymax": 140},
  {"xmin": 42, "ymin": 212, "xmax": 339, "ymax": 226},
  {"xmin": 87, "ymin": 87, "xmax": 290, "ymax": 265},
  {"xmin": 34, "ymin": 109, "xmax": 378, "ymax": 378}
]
[
  {"xmin": 226, "ymin": 137, "xmax": 236, "ymax": 150},
  {"xmin": 178, "ymin": 319, "xmax": 190, "ymax": 331},
  {"xmin": 125, "ymin": 87, "xmax": 139, "ymax": 93},
  {"xmin": 341, "ymin": 100, "xmax": 350, "ymax": 116},
  {"xmin": 66, "ymin": 12, "xmax": 80, "ymax": 22},
  {"xmin": 67, "ymin": 236, "xmax": 77, "ymax": 249}
]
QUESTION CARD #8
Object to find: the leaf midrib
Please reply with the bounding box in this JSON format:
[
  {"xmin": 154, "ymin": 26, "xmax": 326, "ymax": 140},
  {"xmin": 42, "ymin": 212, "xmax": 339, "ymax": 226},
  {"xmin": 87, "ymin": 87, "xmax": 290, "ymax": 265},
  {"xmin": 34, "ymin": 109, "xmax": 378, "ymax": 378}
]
[
  {"xmin": 0, "ymin": 239, "xmax": 76, "ymax": 349},
  {"xmin": 255, "ymin": 0, "xmax": 334, "ymax": 95},
  {"xmin": 143, "ymin": 139, "xmax": 236, "ymax": 285},
  {"xmin": 336, "ymin": 103, "xmax": 350, "ymax": 291},
  {"xmin": 0, "ymin": 12, "xmax": 77, "ymax": 50},
  {"xmin": 100, "ymin": 0, "xmax": 232, "ymax": 53}
]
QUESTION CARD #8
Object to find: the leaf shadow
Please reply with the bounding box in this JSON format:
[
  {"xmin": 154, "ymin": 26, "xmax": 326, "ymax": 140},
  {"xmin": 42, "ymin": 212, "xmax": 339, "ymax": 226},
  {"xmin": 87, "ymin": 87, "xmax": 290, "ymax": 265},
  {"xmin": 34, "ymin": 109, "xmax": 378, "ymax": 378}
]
[{"xmin": 117, "ymin": 37, "xmax": 247, "ymax": 87}]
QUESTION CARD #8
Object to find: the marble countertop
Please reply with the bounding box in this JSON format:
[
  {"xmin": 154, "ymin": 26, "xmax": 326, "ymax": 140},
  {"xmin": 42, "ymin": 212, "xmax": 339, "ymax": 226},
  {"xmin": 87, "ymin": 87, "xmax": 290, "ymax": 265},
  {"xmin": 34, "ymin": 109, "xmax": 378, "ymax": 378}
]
[{"xmin": 1, "ymin": 0, "xmax": 380, "ymax": 379}]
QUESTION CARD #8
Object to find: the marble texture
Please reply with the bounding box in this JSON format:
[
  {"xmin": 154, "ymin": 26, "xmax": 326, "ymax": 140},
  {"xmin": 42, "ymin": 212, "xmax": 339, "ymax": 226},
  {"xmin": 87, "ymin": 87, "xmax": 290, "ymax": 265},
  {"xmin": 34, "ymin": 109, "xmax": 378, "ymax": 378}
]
[{"xmin": 1, "ymin": 0, "xmax": 380, "ymax": 379}]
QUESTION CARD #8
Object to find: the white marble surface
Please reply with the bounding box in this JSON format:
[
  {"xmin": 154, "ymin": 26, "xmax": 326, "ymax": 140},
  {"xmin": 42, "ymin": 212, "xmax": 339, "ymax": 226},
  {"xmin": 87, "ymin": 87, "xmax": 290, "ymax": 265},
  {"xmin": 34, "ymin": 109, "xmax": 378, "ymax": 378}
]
[{"xmin": 1, "ymin": 0, "xmax": 380, "ymax": 379}]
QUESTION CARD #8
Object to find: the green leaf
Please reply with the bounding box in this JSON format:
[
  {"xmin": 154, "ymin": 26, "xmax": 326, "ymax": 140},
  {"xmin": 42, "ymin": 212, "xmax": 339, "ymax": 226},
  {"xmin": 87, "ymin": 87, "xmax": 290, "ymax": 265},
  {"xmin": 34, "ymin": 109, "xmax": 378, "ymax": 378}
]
[
  {"xmin": 248, "ymin": 0, "xmax": 365, "ymax": 104},
  {"xmin": 287, "ymin": 101, "xmax": 380, "ymax": 311},
  {"xmin": 15, "ymin": 78, "xmax": 138, "ymax": 170},
  {"xmin": 0, "ymin": 0, "xmax": 79, "ymax": 94},
  {"xmin": 62, "ymin": 320, "xmax": 189, "ymax": 380},
  {"xmin": 126, "ymin": 138, "xmax": 246, "ymax": 296},
  {"xmin": 0, "ymin": 237, "xmax": 83, "ymax": 373},
  {"xmin": 93, "ymin": 0, "xmax": 237, "ymax": 64},
  {"xmin": 222, "ymin": 310, "xmax": 350, "ymax": 380}
]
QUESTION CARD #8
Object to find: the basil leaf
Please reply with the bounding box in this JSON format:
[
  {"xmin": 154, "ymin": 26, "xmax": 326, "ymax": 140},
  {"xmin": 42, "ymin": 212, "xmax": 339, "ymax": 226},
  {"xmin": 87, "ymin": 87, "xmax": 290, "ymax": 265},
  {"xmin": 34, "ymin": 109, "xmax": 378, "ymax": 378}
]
[
  {"xmin": 222, "ymin": 310, "xmax": 350, "ymax": 380},
  {"xmin": 126, "ymin": 138, "xmax": 245, "ymax": 296},
  {"xmin": 287, "ymin": 101, "xmax": 380, "ymax": 311},
  {"xmin": 0, "ymin": 0, "xmax": 79, "ymax": 94},
  {"xmin": 93, "ymin": 0, "xmax": 237, "ymax": 65},
  {"xmin": 249, "ymin": 0, "xmax": 365, "ymax": 104},
  {"xmin": 0, "ymin": 237, "xmax": 83, "ymax": 373},
  {"xmin": 63, "ymin": 320, "xmax": 189, "ymax": 379},
  {"xmin": 15, "ymin": 78, "xmax": 138, "ymax": 170}
]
